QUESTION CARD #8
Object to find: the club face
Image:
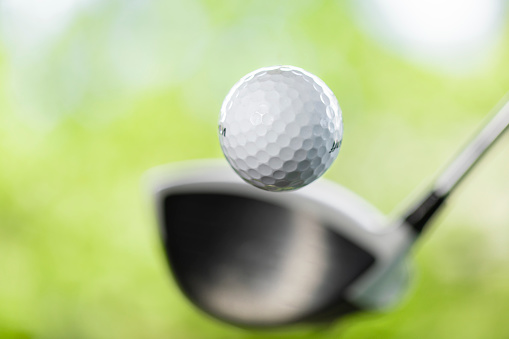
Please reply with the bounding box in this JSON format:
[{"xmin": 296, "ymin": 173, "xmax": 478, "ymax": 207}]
[
  {"xmin": 162, "ymin": 192, "xmax": 375, "ymax": 326},
  {"xmin": 149, "ymin": 161, "xmax": 415, "ymax": 327}
]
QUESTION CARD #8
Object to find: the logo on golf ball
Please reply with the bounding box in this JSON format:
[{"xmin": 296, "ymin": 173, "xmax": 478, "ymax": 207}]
[{"xmin": 218, "ymin": 124, "xmax": 226, "ymax": 137}]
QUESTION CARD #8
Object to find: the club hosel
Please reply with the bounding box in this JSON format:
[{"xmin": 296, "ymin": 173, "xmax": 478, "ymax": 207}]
[{"xmin": 403, "ymin": 190, "xmax": 449, "ymax": 234}]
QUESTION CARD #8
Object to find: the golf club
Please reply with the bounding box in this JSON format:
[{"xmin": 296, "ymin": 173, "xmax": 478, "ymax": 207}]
[{"xmin": 147, "ymin": 93, "xmax": 509, "ymax": 328}]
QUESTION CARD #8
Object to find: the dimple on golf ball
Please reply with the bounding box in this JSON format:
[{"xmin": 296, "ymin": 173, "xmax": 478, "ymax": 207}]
[{"xmin": 218, "ymin": 65, "xmax": 343, "ymax": 192}]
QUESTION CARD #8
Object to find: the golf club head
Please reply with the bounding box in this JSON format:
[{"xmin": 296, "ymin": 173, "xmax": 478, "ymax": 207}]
[
  {"xmin": 147, "ymin": 159, "xmax": 416, "ymax": 328},
  {"xmin": 146, "ymin": 94, "xmax": 509, "ymax": 328}
]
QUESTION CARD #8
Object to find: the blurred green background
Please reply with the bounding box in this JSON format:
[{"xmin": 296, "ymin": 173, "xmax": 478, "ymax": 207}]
[{"xmin": 1, "ymin": 0, "xmax": 509, "ymax": 338}]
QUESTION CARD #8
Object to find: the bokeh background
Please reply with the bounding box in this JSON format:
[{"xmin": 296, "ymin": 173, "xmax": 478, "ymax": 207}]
[{"xmin": 1, "ymin": 0, "xmax": 509, "ymax": 338}]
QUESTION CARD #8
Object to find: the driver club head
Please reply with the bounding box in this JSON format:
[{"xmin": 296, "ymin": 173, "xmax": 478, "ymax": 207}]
[
  {"xmin": 146, "ymin": 94, "xmax": 509, "ymax": 328},
  {"xmin": 147, "ymin": 160, "xmax": 416, "ymax": 328}
]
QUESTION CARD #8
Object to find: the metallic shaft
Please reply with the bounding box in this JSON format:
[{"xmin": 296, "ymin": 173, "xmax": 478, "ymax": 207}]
[
  {"xmin": 404, "ymin": 93, "xmax": 509, "ymax": 233},
  {"xmin": 434, "ymin": 95, "xmax": 509, "ymax": 197}
]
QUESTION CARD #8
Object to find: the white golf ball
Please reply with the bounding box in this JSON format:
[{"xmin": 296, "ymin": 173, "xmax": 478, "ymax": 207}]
[{"xmin": 218, "ymin": 65, "xmax": 343, "ymax": 192}]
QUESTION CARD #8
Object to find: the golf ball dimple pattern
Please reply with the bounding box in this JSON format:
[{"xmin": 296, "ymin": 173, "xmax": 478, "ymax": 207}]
[{"xmin": 219, "ymin": 65, "xmax": 343, "ymax": 192}]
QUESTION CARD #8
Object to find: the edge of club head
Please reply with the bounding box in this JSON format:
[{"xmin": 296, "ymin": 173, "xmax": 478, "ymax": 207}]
[{"xmin": 145, "ymin": 159, "xmax": 417, "ymax": 328}]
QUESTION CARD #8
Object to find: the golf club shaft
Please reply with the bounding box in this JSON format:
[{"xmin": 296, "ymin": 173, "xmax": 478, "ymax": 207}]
[{"xmin": 405, "ymin": 93, "xmax": 509, "ymax": 233}]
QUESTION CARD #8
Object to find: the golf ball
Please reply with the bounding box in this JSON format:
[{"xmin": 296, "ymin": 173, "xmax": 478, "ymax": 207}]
[{"xmin": 218, "ymin": 65, "xmax": 343, "ymax": 192}]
